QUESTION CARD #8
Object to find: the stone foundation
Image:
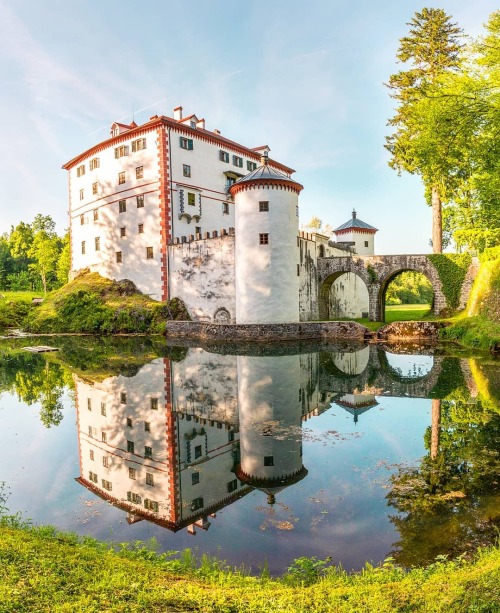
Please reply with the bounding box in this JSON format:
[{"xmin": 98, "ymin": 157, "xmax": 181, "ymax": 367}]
[
  {"xmin": 166, "ymin": 320, "xmax": 367, "ymax": 342},
  {"xmin": 377, "ymin": 321, "xmax": 446, "ymax": 341}
]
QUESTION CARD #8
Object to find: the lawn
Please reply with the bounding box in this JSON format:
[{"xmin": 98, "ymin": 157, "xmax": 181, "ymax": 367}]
[
  {"xmin": 385, "ymin": 303, "xmax": 432, "ymax": 322},
  {"xmin": 0, "ymin": 291, "xmax": 41, "ymax": 303}
]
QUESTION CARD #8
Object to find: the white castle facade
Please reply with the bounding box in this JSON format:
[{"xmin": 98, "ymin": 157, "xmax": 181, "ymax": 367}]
[{"xmin": 64, "ymin": 107, "xmax": 378, "ymax": 322}]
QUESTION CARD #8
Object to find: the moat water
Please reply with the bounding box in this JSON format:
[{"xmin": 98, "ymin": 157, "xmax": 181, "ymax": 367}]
[{"xmin": 0, "ymin": 337, "xmax": 499, "ymax": 574}]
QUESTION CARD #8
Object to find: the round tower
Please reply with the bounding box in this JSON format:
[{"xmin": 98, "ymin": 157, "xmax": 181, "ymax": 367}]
[
  {"xmin": 236, "ymin": 354, "xmax": 307, "ymax": 504},
  {"xmin": 229, "ymin": 153, "xmax": 303, "ymax": 324}
]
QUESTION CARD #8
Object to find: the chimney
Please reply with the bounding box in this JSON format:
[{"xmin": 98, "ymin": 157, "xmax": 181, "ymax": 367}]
[
  {"xmin": 260, "ymin": 150, "xmax": 269, "ymax": 166},
  {"xmin": 173, "ymin": 106, "xmax": 183, "ymax": 121},
  {"xmin": 214, "ymin": 129, "xmax": 220, "ymax": 135},
  {"xmin": 352, "ymin": 209, "xmax": 357, "ymax": 219}
]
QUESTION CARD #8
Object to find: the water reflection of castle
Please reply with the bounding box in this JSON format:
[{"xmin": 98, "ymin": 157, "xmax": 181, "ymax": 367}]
[{"xmin": 75, "ymin": 345, "xmax": 446, "ymax": 534}]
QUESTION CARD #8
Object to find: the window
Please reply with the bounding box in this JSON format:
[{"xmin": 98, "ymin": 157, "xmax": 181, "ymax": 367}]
[
  {"xmin": 80, "ymin": 214, "xmax": 85, "ymax": 225},
  {"xmin": 146, "ymin": 247, "xmax": 154, "ymax": 259},
  {"xmin": 136, "ymin": 195, "xmax": 144, "ymax": 208},
  {"xmin": 101, "ymin": 431, "xmax": 107, "ymax": 443},
  {"xmin": 138, "ymin": 223, "xmax": 144, "ymax": 234},
  {"xmin": 118, "ymin": 171, "xmax": 126, "ymax": 185},
  {"xmin": 89, "ymin": 157, "xmax": 100, "ymax": 171},
  {"xmin": 264, "ymin": 456, "xmax": 274, "ymax": 466},
  {"xmin": 119, "ymin": 199, "xmax": 126, "ymax": 213},
  {"xmin": 128, "ymin": 467, "xmax": 136, "ymax": 480},
  {"xmin": 183, "ymin": 164, "xmax": 191, "ymax": 177},
  {"xmin": 131, "ymin": 138, "xmax": 146, "ymax": 152},
  {"xmin": 179, "ymin": 137, "xmax": 193, "ymax": 150},
  {"xmin": 101, "ymin": 402, "xmax": 106, "ymax": 416},
  {"xmin": 92, "ymin": 209, "xmax": 98, "ymax": 222},
  {"xmin": 194, "ymin": 445, "xmax": 202, "ymax": 459},
  {"xmin": 127, "ymin": 491, "xmax": 141, "ymax": 504},
  {"xmin": 103, "ymin": 456, "xmax": 109, "ymax": 468},
  {"xmin": 79, "ymin": 189, "xmax": 84, "ymax": 200},
  {"xmin": 144, "ymin": 499, "xmax": 159, "ymax": 512},
  {"xmin": 150, "ymin": 398, "xmax": 158, "ymax": 410},
  {"xmin": 192, "ymin": 472, "xmax": 200, "ymax": 486},
  {"xmin": 120, "ymin": 392, "xmax": 127, "ymax": 404},
  {"xmin": 89, "ymin": 471, "xmax": 98, "ymax": 483},
  {"xmin": 77, "ymin": 165, "xmax": 85, "ymax": 177},
  {"xmin": 95, "ymin": 237, "xmax": 100, "ymax": 251},
  {"xmin": 222, "ymin": 202, "xmax": 229, "ymax": 215},
  {"xmin": 102, "ymin": 479, "xmax": 112, "ymax": 491},
  {"xmin": 136, "ymin": 166, "xmax": 143, "ymax": 179},
  {"xmin": 232, "ymin": 155, "xmax": 243, "ymax": 167},
  {"xmin": 195, "ymin": 226, "xmax": 201, "ymax": 235},
  {"xmin": 88, "ymin": 426, "xmax": 93, "ymax": 437},
  {"xmin": 81, "ymin": 241, "xmax": 86, "ymax": 255},
  {"xmin": 190, "ymin": 120, "xmax": 196, "ymax": 129},
  {"xmin": 127, "ymin": 440, "xmax": 134, "ymax": 453},
  {"xmin": 259, "ymin": 233, "xmax": 269, "ymax": 245},
  {"xmin": 126, "ymin": 417, "xmax": 133, "ymax": 428},
  {"xmin": 191, "ymin": 497, "xmax": 204, "ymax": 511},
  {"xmin": 297, "ymin": 264, "xmax": 300, "ymax": 276},
  {"xmin": 146, "ymin": 472, "xmax": 154, "ymax": 486},
  {"xmin": 227, "ymin": 479, "xmax": 238, "ymax": 493},
  {"xmin": 187, "ymin": 192, "xmax": 195, "ymax": 206},
  {"xmin": 120, "ymin": 227, "xmax": 126, "ymax": 237},
  {"xmin": 247, "ymin": 161, "xmax": 257, "ymax": 171},
  {"xmin": 364, "ymin": 241, "xmax": 369, "ymax": 248},
  {"xmin": 114, "ymin": 145, "xmax": 129, "ymax": 158},
  {"xmin": 92, "ymin": 182, "xmax": 98, "ymax": 196},
  {"xmin": 144, "ymin": 421, "xmax": 150, "ymax": 432},
  {"xmin": 259, "ymin": 201, "xmax": 269, "ymax": 212},
  {"xmin": 144, "ymin": 446, "xmax": 153, "ymax": 459},
  {"xmin": 116, "ymin": 251, "xmax": 122, "ymax": 263},
  {"xmin": 89, "ymin": 450, "xmax": 94, "ymax": 461},
  {"xmin": 296, "ymin": 205, "xmax": 299, "ymax": 217},
  {"xmin": 219, "ymin": 150, "xmax": 229, "ymax": 163}
]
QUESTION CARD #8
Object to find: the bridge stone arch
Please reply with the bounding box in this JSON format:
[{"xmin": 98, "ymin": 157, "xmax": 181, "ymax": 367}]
[
  {"xmin": 318, "ymin": 255, "xmax": 447, "ymax": 322},
  {"xmin": 318, "ymin": 269, "xmax": 370, "ymax": 321}
]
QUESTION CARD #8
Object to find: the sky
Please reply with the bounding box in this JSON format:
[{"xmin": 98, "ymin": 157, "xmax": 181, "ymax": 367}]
[{"xmin": 0, "ymin": 0, "xmax": 497, "ymax": 254}]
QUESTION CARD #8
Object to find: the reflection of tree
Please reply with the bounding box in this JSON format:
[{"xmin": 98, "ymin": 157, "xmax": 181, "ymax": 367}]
[
  {"xmin": 387, "ymin": 398, "xmax": 500, "ymax": 566},
  {"xmin": 0, "ymin": 351, "xmax": 71, "ymax": 428}
]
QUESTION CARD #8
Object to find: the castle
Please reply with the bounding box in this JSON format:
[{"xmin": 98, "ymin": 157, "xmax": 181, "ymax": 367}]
[{"xmin": 63, "ymin": 107, "xmax": 377, "ymax": 323}]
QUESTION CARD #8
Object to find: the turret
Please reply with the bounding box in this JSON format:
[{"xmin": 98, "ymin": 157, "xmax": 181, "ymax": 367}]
[{"xmin": 229, "ymin": 152, "xmax": 303, "ymax": 324}]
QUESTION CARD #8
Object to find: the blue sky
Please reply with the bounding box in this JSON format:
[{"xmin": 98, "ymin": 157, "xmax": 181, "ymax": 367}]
[{"xmin": 0, "ymin": 0, "xmax": 497, "ymax": 254}]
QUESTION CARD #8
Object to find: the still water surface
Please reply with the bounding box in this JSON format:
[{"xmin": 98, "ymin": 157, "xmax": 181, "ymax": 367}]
[{"xmin": 0, "ymin": 339, "xmax": 498, "ymax": 574}]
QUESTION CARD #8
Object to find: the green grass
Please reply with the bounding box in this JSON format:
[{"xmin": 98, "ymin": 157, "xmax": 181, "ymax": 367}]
[
  {"xmin": 0, "ymin": 292, "xmax": 37, "ymax": 331},
  {"xmin": 0, "ymin": 291, "xmax": 41, "ymax": 302},
  {"xmin": 0, "ymin": 520, "xmax": 499, "ymax": 612},
  {"xmin": 385, "ymin": 304, "xmax": 432, "ymax": 322}
]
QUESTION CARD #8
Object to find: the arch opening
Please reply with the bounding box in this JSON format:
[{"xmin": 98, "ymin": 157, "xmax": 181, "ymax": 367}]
[
  {"xmin": 380, "ymin": 270, "xmax": 434, "ymax": 323},
  {"xmin": 319, "ymin": 271, "xmax": 369, "ymax": 321}
]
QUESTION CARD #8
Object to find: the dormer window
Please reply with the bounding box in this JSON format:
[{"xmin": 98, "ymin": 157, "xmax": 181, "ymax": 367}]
[{"xmin": 190, "ymin": 120, "xmax": 196, "ymax": 129}]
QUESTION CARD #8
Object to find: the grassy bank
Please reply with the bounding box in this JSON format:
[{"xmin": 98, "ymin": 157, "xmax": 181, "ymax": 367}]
[
  {"xmin": 0, "ymin": 271, "xmax": 190, "ymax": 334},
  {"xmin": 0, "ymin": 520, "xmax": 499, "ymax": 612}
]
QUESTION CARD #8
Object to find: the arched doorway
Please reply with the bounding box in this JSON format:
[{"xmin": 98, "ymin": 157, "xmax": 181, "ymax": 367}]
[
  {"xmin": 379, "ymin": 270, "xmax": 434, "ymax": 323},
  {"xmin": 319, "ymin": 272, "xmax": 369, "ymax": 321}
]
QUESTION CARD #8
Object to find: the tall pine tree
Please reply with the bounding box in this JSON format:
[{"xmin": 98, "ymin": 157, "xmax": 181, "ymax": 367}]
[{"xmin": 386, "ymin": 8, "xmax": 464, "ymax": 253}]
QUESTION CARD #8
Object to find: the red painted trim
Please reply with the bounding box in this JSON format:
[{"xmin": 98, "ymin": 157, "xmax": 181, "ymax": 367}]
[
  {"xmin": 71, "ymin": 186, "xmax": 158, "ymax": 216},
  {"xmin": 229, "ymin": 178, "xmax": 303, "ymax": 196},
  {"xmin": 63, "ymin": 116, "xmax": 295, "ymax": 176},
  {"xmin": 334, "ymin": 227, "xmax": 376, "ymax": 234},
  {"xmin": 164, "ymin": 358, "xmax": 178, "ymax": 524},
  {"xmin": 157, "ymin": 126, "xmax": 171, "ymax": 301}
]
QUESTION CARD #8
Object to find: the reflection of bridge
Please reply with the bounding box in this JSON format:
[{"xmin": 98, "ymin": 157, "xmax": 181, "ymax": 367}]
[
  {"xmin": 317, "ymin": 254, "xmax": 470, "ymax": 321},
  {"xmin": 320, "ymin": 345, "xmax": 470, "ymax": 399}
]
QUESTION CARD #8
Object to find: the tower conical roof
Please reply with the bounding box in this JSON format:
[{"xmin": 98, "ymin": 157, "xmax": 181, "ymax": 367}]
[{"xmin": 334, "ymin": 209, "xmax": 378, "ymax": 233}]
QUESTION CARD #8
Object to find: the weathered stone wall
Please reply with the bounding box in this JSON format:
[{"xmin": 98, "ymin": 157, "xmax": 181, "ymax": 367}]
[
  {"xmin": 166, "ymin": 320, "xmax": 368, "ymax": 342},
  {"xmin": 377, "ymin": 321, "xmax": 446, "ymax": 340},
  {"xmin": 168, "ymin": 233, "xmax": 235, "ymax": 323},
  {"xmin": 298, "ymin": 235, "xmax": 318, "ymax": 321}
]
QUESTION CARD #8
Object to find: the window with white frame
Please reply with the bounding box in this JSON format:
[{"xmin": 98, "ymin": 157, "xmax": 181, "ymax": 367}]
[
  {"xmin": 131, "ymin": 138, "xmax": 146, "ymax": 152},
  {"xmin": 219, "ymin": 150, "xmax": 229, "ymax": 163},
  {"xmin": 136, "ymin": 166, "xmax": 143, "ymax": 179},
  {"xmin": 247, "ymin": 161, "xmax": 257, "ymax": 171},
  {"xmin": 136, "ymin": 195, "xmax": 144, "ymax": 208},
  {"xmin": 232, "ymin": 155, "xmax": 243, "ymax": 168},
  {"xmin": 76, "ymin": 165, "xmax": 85, "ymax": 177},
  {"xmin": 118, "ymin": 171, "xmax": 126, "ymax": 185},
  {"xmin": 183, "ymin": 164, "xmax": 191, "ymax": 177},
  {"xmin": 114, "ymin": 145, "xmax": 129, "ymax": 158},
  {"xmin": 179, "ymin": 137, "xmax": 193, "ymax": 150},
  {"xmin": 89, "ymin": 157, "xmax": 100, "ymax": 170}
]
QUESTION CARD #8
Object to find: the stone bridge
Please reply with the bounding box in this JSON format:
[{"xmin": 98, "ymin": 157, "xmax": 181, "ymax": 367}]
[
  {"xmin": 317, "ymin": 254, "xmax": 454, "ymax": 322},
  {"xmin": 319, "ymin": 345, "xmax": 471, "ymax": 399}
]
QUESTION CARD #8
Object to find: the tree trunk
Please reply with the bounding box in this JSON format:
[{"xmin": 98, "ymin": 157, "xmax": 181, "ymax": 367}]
[
  {"xmin": 432, "ymin": 186, "xmax": 442, "ymax": 253},
  {"xmin": 431, "ymin": 399, "xmax": 441, "ymax": 460}
]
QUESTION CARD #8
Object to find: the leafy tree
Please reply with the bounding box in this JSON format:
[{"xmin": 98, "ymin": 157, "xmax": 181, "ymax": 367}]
[
  {"xmin": 385, "ymin": 271, "xmax": 433, "ymax": 304},
  {"xmin": 56, "ymin": 231, "xmax": 71, "ymax": 286},
  {"xmin": 386, "ymin": 8, "xmax": 465, "ymax": 253},
  {"xmin": 28, "ymin": 215, "xmax": 62, "ymax": 294}
]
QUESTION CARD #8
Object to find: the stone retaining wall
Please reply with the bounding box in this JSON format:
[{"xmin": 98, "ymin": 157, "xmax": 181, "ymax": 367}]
[
  {"xmin": 377, "ymin": 321, "xmax": 446, "ymax": 340},
  {"xmin": 166, "ymin": 320, "xmax": 367, "ymax": 342}
]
